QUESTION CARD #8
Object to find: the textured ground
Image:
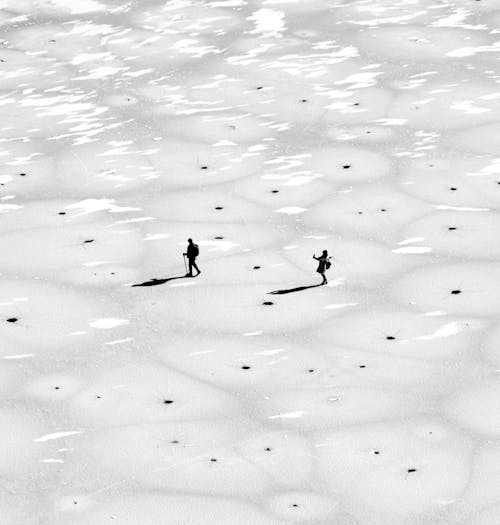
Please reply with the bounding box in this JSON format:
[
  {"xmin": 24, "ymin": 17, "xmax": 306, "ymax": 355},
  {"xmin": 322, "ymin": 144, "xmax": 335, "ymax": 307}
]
[{"xmin": 1, "ymin": 0, "xmax": 500, "ymax": 524}]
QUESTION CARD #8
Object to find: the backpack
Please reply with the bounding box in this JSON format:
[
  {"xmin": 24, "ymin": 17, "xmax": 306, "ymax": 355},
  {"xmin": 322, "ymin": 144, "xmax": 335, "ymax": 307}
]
[
  {"xmin": 192, "ymin": 243, "xmax": 199, "ymax": 257},
  {"xmin": 325, "ymin": 259, "xmax": 331, "ymax": 270}
]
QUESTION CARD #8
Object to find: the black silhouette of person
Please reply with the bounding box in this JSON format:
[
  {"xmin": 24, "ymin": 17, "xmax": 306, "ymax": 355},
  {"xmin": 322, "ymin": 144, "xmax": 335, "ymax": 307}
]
[
  {"xmin": 183, "ymin": 238, "xmax": 201, "ymax": 277},
  {"xmin": 313, "ymin": 250, "xmax": 331, "ymax": 285}
]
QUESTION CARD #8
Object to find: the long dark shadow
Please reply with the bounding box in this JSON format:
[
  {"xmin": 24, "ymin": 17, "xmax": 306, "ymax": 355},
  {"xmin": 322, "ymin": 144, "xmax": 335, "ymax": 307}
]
[
  {"xmin": 268, "ymin": 284, "xmax": 323, "ymax": 295},
  {"xmin": 132, "ymin": 275, "xmax": 186, "ymax": 287}
]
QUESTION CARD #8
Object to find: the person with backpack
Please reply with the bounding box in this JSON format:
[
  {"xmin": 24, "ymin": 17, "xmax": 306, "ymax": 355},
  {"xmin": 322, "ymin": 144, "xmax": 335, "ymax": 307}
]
[
  {"xmin": 183, "ymin": 238, "xmax": 201, "ymax": 277},
  {"xmin": 313, "ymin": 250, "xmax": 331, "ymax": 285}
]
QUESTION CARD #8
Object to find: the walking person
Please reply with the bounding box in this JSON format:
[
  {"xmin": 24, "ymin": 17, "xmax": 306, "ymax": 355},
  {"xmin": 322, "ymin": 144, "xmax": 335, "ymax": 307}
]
[
  {"xmin": 313, "ymin": 250, "xmax": 331, "ymax": 285},
  {"xmin": 183, "ymin": 238, "xmax": 201, "ymax": 277}
]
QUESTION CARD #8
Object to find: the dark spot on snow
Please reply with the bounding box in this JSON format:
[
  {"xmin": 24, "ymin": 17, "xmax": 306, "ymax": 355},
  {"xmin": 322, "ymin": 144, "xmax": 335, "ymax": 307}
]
[
  {"xmin": 163, "ymin": 399, "xmax": 174, "ymax": 404},
  {"xmin": 200, "ymin": 166, "xmax": 208, "ymax": 170},
  {"xmin": 386, "ymin": 336, "xmax": 395, "ymax": 340},
  {"xmin": 256, "ymin": 86, "xmax": 263, "ymax": 90},
  {"xmin": 271, "ymin": 189, "xmax": 279, "ymax": 193},
  {"xmin": 263, "ymin": 301, "xmax": 273, "ymax": 305},
  {"xmin": 19, "ymin": 173, "xmax": 26, "ymax": 177},
  {"xmin": 96, "ymin": 396, "xmax": 101, "ymax": 399},
  {"xmin": 450, "ymin": 187, "xmax": 457, "ymax": 191},
  {"xmin": 54, "ymin": 386, "xmax": 60, "ymax": 390},
  {"xmin": 215, "ymin": 206, "xmax": 223, "ymax": 210},
  {"xmin": 359, "ymin": 365, "xmax": 366, "ymax": 369},
  {"xmin": 358, "ymin": 211, "xmax": 363, "ymax": 215},
  {"xmin": 241, "ymin": 365, "xmax": 251, "ymax": 370},
  {"xmin": 264, "ymin": 447, "xmax": 272, "ymax": 452},
  {"xmin": 407, "ymin": 468, "xmax": 417, "ymax": 473},
  {"xmin": 59, "ymin": 212, "xmax": 66, "ymax": 215},
  {"xmin": 253, "ymin": 266, "xmax": 261, "ymax": 269},
  {"xmin": 214, "ymin": 236, "xmax": 224, "ymax": 239},
  {"xmin": 210, "ymin": 458, "xmax": 217, "ymax": 462},
  {"xmin": 6, "ymin": 318, "xmax": 17, "ymax": 323},
  {"xmin": 83, "ymin": 239, "xmax": 94, "ymax": 244},
  {"xmin": 353, "ymin": 102, "xmax": 360, "ymax": 106},
  {"xmin": 292, "ymin": 504, "xmax": 299, "ymax": 508},
  {"xmin": 448, "ymin": 227, "xmax": 457, "ymax": 231},
  {"xmin": 301, "ymin": 99, "xmax": 307, "ymax": 102},
  {"xmin": 373, "ymin": 450, "xmax": 380, "ymax": 455},
  {"xmin": 451, "ymin": 289, "xmax": 461, "ymax": 295},
  {"xmin": 343, "ymin": 165, "xmax": 351, "ymax": 169},
  {"xmin": 380, "ymin": 208, "xmax": 387, "ymax": 212},
  {"xmin": 308, "ymin": 369, "xmax": 315, "ymax": 373},
  {"xmin": 171, "ymin": 440, "xmax": 179, "ymax": 444}
]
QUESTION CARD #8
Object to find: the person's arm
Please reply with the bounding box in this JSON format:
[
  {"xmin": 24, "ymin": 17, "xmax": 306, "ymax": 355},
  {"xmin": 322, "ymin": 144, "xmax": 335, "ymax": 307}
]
[{"xmin": 313, "ymin": 254, "xmax": 318, "ymax": 260}]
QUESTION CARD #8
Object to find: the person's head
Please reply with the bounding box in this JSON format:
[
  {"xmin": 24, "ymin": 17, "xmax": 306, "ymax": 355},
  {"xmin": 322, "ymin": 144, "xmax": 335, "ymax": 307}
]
[
  {"xmin": 187, "ymin": 238, "xmax": 193, "ymax": 244},
  {"xmin": 322, "ymin": 249, "xmax": 328, "ymax": 256}
]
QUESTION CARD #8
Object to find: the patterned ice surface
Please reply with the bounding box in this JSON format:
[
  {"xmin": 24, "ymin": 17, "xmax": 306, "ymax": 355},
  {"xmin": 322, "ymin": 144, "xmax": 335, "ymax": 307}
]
[{"xmin": 1, "ymin": 0, "xmax": 500, "ymax": 524}]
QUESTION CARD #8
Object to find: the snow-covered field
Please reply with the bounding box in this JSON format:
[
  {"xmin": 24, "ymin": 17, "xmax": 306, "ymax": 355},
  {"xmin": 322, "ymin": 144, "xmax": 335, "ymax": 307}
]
[{"xmin": 1, "ymin": 0, "xmax": 500, "ymax": 523}]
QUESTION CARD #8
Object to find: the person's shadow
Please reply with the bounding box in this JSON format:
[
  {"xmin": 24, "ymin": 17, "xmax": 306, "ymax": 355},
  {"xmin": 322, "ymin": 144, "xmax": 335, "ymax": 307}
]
[
  {"xmin": 268, "ymin": 284, "xmax": 323, "ymax": 295},
  {"xmin": 132, "ymin": 275, "xmax": 187, "ymax": 287}
]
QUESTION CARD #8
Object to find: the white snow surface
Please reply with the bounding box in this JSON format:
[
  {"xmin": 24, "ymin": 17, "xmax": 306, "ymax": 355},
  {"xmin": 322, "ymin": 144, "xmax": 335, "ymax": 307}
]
[{"xmin": 0, "ymin": 1, "xmax": 499, "ymax": 524}]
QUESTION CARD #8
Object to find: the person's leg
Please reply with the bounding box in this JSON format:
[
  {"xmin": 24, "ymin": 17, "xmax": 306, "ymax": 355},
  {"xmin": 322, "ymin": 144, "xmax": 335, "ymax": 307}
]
[
  {"xmin": 192, "ymin": 260, "xmax": 200, "ymax": 275},
  {"xmin": 187, "ymin": 258, "xmax": 193, "ymax": 276}
]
